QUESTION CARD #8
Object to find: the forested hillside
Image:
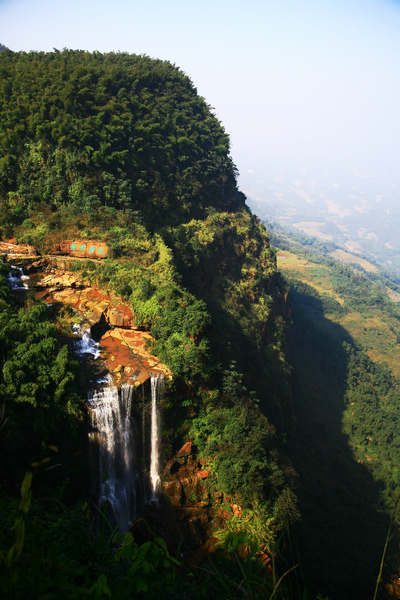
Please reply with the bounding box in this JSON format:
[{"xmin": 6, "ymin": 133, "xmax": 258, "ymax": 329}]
[
  {"xmin": 0, "ymin": 49, "xmax": 244, "ymax": 235},
  {"xmin": 0, "ymin": 50, "xmax": 297, "ymax": 599},
  {"xmin": 270, "ymin": 222, "xmax": 400, "ymax": 599}
]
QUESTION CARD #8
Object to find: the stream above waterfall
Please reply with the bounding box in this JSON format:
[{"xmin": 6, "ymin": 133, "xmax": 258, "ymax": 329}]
[
  {"xmin": 7, "ymin": 265, "xmax": 29, "ymax": 291},
  {"xmin": 72, "ymin": 323, "xmax": 101, "ymax": 360}
]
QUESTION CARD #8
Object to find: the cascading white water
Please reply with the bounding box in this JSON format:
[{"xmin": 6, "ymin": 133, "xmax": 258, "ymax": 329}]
[
  {"xmin": 89, "ymin": 378, "xmax": 137, "ymax": 529},
  {"xmin": 141, "ymin": 384, "xmax": 147, "ymax": 505},
  {"xmin": 150, "ymin": 374, "xmax": 164, "ymax": 497},
  {"xmin": 7, "ymin": 265, "xmax": 29, "ymax": 291},
  {"xmin": 72, "ymin": 323, "xmax": 101, "ymax": 360},
  {"xmin": 72, "ymin": 323, "xmax": 164, "ymax": 523}
]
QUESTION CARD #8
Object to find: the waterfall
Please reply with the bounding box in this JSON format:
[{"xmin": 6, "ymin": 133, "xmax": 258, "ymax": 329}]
[
  {"xmin": 72, "ymin": 323, "xmax": 101, "ymax": 360},
  {"xmin": 72, "ymin": 323, "xmax": 165, "ymax": 525},
  {"xmin": 141, "ymin": 384, "xmax": 147, "ymax": 505},
  {"xmin": 88, "ymin": 379, "xmax": 137, "ymax": 530},
  {"xmin": 7, "ymin": 265, "xmax": 29, "ymax": 291},
  {"xmin": 150, "ymin": 374, "xmax": 164, "ymax": 498}
]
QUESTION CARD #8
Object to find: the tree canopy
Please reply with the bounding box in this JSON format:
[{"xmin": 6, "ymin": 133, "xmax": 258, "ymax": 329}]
[{"xmin": 0, "ymin": 49, "xmax": 245, "ymax": 236}]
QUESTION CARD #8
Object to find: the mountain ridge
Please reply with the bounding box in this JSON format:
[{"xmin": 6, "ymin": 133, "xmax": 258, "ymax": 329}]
[{"xmin": 0, "ymin": 49, "xmax": 298, "ymax": 599}]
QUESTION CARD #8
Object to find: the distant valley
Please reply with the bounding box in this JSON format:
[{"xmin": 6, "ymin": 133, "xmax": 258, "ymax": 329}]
[{"xmin": 240, "ymin": 160, "xmax": 400, "ymax": 275}]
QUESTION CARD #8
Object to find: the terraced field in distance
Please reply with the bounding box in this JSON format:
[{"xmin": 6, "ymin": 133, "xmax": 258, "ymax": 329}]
[{"xmin": 329, "ymin": 248, "xmax": 378, "ymax": 273}]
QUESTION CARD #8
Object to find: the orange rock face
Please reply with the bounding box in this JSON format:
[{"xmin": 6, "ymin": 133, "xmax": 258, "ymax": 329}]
[
  {"xmin": 100, "ymin": 328, "xmax": 171, "ymax": 385},
  {"xmin": 176, "ymin": 441, "xmax": 192, "ymax": 458},
  {"xmin": 56, "ymin": 240, "xmax": 109, "ymax": 259},
  {"xmin": 107, "ymin": 305, "xmax": 134, "ymax": 328},
  {"xmin": 34, "ymin": 270, "xmax": 172, "ymax": 385}
]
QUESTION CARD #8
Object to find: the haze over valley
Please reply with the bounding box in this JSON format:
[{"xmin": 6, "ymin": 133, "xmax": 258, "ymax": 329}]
[{"xmin": 240, "ymin": 157, "xmax": 400, "ymax": 274}]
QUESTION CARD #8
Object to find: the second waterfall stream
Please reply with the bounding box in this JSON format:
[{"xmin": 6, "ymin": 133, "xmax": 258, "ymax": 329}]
[{"xmin": 150, "ymin": 373, "xmax": 164, "ymax": 498}]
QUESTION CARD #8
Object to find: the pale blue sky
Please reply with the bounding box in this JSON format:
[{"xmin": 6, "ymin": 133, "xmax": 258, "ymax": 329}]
[{"xmin": 2, "ymin": 0, "xmax": 400, "ymax": 187}]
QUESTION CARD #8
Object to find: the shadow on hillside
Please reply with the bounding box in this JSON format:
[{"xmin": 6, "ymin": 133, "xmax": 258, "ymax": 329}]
[{"xmin": 287, "ymin": 293, "xmax": 390, "ymax": 600}]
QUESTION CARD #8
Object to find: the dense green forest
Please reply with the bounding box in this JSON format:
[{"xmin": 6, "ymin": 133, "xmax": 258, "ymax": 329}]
[
  {"xmin": 0, "ymin": 48, "xmax": 245, "ymax": 235},
  {"xmin": 2, "ymin": 48, "xmax": 400, "ymax": 600}
]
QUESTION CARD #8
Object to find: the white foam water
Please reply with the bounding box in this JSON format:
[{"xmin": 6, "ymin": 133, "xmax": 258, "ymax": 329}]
[
  {"xmin": 88, "ymin": 379, "xmax": 137, "ymax": 530},
  {"xmin": 150, "ymin": 374, "xmax": 164, "ymax": 498},
  {"xmin": 7, "ymin": 266, "xmax": 29, "ymax": 291},
  {"xmin": 72, "ymin": 323, "xmax": 100, "ymax": 359}
]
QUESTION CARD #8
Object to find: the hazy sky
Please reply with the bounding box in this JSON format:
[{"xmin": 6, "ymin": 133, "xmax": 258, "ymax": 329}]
[{"xmin": 2, "ymin": 0, "xmax": 400, "ymax": 185}]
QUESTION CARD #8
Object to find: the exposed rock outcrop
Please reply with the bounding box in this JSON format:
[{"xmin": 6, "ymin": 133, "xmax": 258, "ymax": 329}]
[
  {"xmin": 54, "ymin": 240, "xmax": 110, "ymax": 259},
  {"xmin": 34, "ymin": 268, "xmax": 171, "ymax": 385},
  {"xmin": 135, "ymin": 442, "xmax": 250, "ymax": 561},
  {"xmin": 176, "ymin": 441, "xmax": 192, "ymax": 457},
  {"xmin": 0, "ymin": 241, "xmax": 37, "ymax": 256}
]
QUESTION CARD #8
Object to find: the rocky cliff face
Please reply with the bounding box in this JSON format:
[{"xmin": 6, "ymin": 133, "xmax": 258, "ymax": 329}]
[
  {"xmin": 32, "ymin": 264, "xmax": 171, "ymax": 385},
  {"xmin": 135, "ymin": 440, "xmax": 255, "ymax": 560}
]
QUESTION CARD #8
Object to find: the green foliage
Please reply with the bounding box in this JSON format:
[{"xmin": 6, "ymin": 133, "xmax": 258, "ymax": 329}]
[
  {"xmin": 0, "ymin": 273, "xmax": 83, "ymax": 472},
  {"xmin": 165, "ymin": 210, "xmax": 291, "ymax": 425},
  {"xmin": 0, "ymin": 468, "xmax": 185, "ymax": 599},
  {"xmin": 0, "ymin": 471, "xmax": 301, "ymax": 600},
  {"xmin": 191, "ymin": 380, "xmax": 299, "ymax": 539},
  {"xmin": 330, "ymin": 263, "xmax": 386, "ymax": 309},
  {"xmin": 289, "ymin": 279, "xmax": 348, "ymax": 317},
  {"xmin": 113, "ymin": 532, "xmax": 180, "ymax": 595},
  {"xmin": 342, "ymin": 343, "xmax": 400, "ymax": 511},
  {"xmin": 276, "ymin": 223, "xmax": 400, "ymax": 599}
]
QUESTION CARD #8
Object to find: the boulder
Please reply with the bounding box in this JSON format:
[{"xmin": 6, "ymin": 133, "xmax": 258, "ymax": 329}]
[
  {"xmin": 197, "ymin": 470, "xmax": 209, "ymax": 479},
  {"xmin": 176, "ymin": 472, "xmax": 210, "ymax": 505},
  {"xmin": 0, "ymin": 241, "xmax": 37, "ymax": 256},
  {"xmin": 161, "ymin": 478, "xmax": 183, "ymax": 507},
  {"xmin": 176, "ymin": 441, "xmax": 192, "ymax": 457},
  {"xmin": 107, "ymin": 305, "xmax": 134, "ymax": 328}
]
